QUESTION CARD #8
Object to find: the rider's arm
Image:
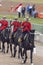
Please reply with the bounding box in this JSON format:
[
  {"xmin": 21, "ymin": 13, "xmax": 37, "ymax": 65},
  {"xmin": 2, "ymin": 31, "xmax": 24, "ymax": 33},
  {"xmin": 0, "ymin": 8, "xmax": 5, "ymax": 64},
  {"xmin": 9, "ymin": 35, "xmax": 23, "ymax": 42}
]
[
  {"xmin": 28, "ymin": 22, "xmax": 32, "ymax": 31},
  {"xmin": 0, "ymin": 26, "xmax": 6, "ymax": 30}
]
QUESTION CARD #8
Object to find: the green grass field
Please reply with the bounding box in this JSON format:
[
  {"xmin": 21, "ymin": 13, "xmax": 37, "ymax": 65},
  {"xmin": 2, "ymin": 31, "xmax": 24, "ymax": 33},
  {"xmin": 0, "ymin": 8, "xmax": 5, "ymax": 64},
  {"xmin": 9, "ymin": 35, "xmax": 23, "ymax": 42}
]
[
  {"xmin": 11, "ymin": 0, "xmax": 43, "ymax": 4},
  {"xmin": 0, "ymin": 15, "xmax": 43, "ymax": 24}
]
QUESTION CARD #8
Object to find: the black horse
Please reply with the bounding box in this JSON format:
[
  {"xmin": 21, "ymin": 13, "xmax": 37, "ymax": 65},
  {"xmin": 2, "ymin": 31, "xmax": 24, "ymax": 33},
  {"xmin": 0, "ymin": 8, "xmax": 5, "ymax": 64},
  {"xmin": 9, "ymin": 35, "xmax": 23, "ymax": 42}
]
[
  {"xmin": 10, "ymin": 28, "xmax": 23, "ymax": 57},
  {"xmin": 10, "ymin": 28, "xmax": 35, "ymax": 65},
  {"xmin": 1, "ymin": 26, "xmax": 11, "ymax": 53},
  {"xmin": 0, "ymin": 30, "xmax": 6, "ymax": 53},
  {"xmin": 18, "ymin": 30, "xmax": 35, "ymax": 65}
]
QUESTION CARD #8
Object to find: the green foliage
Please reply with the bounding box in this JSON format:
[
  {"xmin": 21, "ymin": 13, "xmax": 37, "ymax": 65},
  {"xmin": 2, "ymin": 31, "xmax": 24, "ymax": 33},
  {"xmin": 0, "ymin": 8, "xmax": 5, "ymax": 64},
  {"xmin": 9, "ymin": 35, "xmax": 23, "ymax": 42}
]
[{"xmin": 0, "ymin": 15, "xmax": 43, "ymax": 24}]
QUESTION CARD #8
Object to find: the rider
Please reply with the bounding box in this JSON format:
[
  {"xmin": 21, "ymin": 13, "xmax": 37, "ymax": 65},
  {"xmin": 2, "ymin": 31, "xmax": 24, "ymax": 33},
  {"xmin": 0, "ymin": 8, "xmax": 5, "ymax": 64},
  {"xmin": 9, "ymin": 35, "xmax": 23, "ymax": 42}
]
[
  {"xmin": 21, "ymin": 17, "xmax": 31, "ymax": 36},
  {"xmin": 21, "ymin": 18, "xmax": 36, "ymax": 60},
  {"xmin": 11, "ymin": 18, "xmax": 21, "ymax": 57},
  {"xmin": 0, "ymin": 16, "xmax": 8, "ymax": 53},
  {"xmin": 21, "ymin": 17, "xmax": 32, "ymax": 49},
  {"xmin": 21, "ymin": 17, "xmax": 32, "ymax": 63},
  {"xmin": 0, "ymin": 16, "xmax": 8, "ymax": 31},
  {"xmin": 11, "ymin": 18, "xmax": 21, "ymax": 39}
]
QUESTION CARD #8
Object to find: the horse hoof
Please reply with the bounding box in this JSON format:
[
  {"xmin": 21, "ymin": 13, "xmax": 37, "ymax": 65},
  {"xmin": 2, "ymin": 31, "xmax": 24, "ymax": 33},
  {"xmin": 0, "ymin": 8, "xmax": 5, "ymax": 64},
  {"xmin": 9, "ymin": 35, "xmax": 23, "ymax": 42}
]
[
  {"xmin": 3, "ymin": 50, "xmax": 5, "ymax": 53},
  {"xmin": 6, "ymin": 51, "xmax": 8, "ymax": 53},
  {"xmin": 13, "ymin": 56, "xmax": 15, "ymax": 57},
  {"xmin": 0, "ymin": 47, "xmax": 1, "ymax": 49},
  {"xmin": 21, "ymin": 60, "xmax": 24, "ymax": 64},
  {"xmin": 18, "ymin": 56, "xmax": 20, "ymax": 59},
  {"xmin": 21, "ymin": 59, "xmax": 26, "ymax": 64},
  {"xmin": 11, "ymin": 55, "xmax": 13, "ymax": 57},
  {"xmin": 31, "ymin": 63, "xmax": 34, "ymax": 65},
  {"xmin": 10, "ymin": 54, "xmax": 13, "ymax": 57},
  {"xmin": 18, "ymin": 54, "xmax": 20, "ymax": 59}
]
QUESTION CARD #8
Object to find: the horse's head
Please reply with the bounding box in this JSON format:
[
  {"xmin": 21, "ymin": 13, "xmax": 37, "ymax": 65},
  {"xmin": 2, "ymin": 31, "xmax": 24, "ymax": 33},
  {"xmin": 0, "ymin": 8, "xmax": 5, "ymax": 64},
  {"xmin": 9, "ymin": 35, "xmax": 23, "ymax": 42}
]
[
  {"xmin": 18, "ymin": 33, "xmax": 23, "ymax": 44},
  {"xmin": 23, "ymin": 33, "xmax": 29, "ymax": 41},
  {"xmin": 18, "ymin": 37, "xmax": 22, "ymax": 43},
  {"xmin": 13, "ymin": 31, "xmax": 18, "ymax": 39}
]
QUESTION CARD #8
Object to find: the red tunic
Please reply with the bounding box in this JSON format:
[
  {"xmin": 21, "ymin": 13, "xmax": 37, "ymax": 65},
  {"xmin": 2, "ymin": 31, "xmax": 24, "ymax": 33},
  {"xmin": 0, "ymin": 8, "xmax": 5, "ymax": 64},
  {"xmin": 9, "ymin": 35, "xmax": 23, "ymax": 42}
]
[
  {"xmin": 21, "ymin": 21, "xmax": 31, "ymax": 32},
  {"xmin": 11, "ymin": 21, "xmax": 21, "ymax": 32},
  {"xmin": 0, "ymin": 20, "xmax": 8, "ymax": 30}
]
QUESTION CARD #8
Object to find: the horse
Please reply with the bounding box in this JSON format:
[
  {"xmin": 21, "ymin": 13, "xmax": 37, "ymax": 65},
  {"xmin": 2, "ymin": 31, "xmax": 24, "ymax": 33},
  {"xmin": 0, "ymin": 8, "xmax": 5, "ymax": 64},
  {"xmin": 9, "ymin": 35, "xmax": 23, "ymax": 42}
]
[
  {"xmin": 1, "ymin": 26, "xmax": 11, "ymax": 53},
  {"xmin": 10, "ymin": 27, "xmax": 35, "ymax": 65},
  {"xmin": 18, "ymin": 30, "xmax": 35, "ymax": 65},
  {"xmin": 10, "ymin": 27, "xmax": 23, "ymax": 57},
  {"xmin": 0, "ymin": 30, "xmax": 6, "ymax": 53}
]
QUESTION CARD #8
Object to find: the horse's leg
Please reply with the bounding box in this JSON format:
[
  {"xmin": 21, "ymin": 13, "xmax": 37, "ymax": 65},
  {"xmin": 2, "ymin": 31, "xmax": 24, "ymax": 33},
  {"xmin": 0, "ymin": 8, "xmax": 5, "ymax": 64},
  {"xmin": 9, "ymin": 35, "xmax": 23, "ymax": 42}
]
[
  {"xmin": 2, "ymin": 41, "xmax": 5, "ymax": 53},
  {"xmin": 18, "ymin": 46, "xmax": 20, "ymax": 58},
  {"xmin": 30, "ymin": 48, "xmax": 33, "ymax": 65},
  {"xmin": 0, "ymin": 41, "xmax": 1, "ymax": 49},
  {"xmin": 23, "ymin": 49, "xmax": 27, "ymax": 63},
  {"xmin": 10, "ymin": 43, "xmax": 13, "ymax": 57},
  {"xmin": 6, "ymin": 42, "xmax": 9, "ymax": 53},
  {"xmin": 18, "ymin": 45, "xmax": 22, "ymax": 59},
  {"xmin": 13, "ymin": 45, "xmax": 17, "ymax": 57},
  {"xmin": 21, "ymin": 49, "xmax": 27, "ymax": 64}
]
